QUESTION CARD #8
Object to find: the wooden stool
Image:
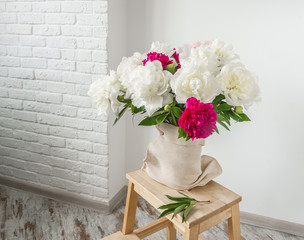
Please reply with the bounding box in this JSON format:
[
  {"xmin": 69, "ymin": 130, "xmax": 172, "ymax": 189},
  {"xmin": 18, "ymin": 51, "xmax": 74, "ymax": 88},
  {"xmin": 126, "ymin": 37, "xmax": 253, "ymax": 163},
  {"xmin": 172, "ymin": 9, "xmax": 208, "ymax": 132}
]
[{"xmin": 102, "ymin": 170, "xmax": 242, "ymax": 240}]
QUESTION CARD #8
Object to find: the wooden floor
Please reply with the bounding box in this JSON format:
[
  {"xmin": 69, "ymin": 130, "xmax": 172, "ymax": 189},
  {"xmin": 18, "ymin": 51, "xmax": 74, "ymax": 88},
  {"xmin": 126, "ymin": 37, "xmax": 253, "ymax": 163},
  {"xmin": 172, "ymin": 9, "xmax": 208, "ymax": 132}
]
[{"xmin": 0, "ymin": 184, "xmax": 303, "ymax": 240}]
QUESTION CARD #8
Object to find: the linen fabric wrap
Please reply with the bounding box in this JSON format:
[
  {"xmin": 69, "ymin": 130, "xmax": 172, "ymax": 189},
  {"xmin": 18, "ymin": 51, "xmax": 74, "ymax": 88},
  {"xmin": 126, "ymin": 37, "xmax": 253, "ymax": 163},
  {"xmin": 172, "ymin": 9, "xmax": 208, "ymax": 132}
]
[{"xmin": 142, "ymin": 123, "xmax": 222, "ymax": 190}]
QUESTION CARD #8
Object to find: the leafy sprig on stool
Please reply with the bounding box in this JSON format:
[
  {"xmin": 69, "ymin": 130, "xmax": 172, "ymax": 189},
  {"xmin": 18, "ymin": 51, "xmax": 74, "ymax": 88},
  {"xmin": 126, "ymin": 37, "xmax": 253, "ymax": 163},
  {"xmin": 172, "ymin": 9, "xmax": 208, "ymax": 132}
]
[{"xmin": 158, "ymin": 191, "xmax": 210, "ymax": 223}]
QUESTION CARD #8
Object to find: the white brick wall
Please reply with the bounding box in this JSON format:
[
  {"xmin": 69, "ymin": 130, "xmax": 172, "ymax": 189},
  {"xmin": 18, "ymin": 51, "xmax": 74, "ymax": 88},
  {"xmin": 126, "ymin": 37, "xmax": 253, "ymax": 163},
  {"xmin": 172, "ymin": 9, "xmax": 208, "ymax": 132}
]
[{"xmin": 0, "ymin": 0, "xmax": 109, "ymax": 201}]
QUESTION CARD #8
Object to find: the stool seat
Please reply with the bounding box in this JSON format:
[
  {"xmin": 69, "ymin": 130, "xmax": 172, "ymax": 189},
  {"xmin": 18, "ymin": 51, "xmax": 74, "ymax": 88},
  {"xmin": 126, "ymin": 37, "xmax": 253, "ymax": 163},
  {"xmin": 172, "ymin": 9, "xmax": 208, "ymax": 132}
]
[
  {"xmin": 127, "ymin": 170, "xmax": 241, "ymax": 229},
  {"xmin": 102, "ymin": 169, "xmax": 242, "ymax": 240}
]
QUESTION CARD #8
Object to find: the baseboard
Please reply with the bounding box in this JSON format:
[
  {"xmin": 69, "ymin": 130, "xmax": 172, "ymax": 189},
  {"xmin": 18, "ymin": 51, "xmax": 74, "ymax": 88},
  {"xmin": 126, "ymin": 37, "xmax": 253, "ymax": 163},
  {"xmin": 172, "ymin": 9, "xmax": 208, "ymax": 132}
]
[
  {"xmin": 0, "ymin": 175, "xmax": 125, "ymax": 214},
  {"xmin": 240, "ymin": 211, "xmax": 304, "ymax": 237},
  {"xmin": 108, "ymin": 185, "xmax": 128, "ymax": 212}
]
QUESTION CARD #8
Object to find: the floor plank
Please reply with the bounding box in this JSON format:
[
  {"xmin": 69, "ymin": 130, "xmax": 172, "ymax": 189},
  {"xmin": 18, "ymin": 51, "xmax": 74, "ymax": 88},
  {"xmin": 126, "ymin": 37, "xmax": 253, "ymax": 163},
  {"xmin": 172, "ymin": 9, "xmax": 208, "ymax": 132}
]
[{"xmin": 0, "ymin": 184, "xmax": 303, "ymax": 240}]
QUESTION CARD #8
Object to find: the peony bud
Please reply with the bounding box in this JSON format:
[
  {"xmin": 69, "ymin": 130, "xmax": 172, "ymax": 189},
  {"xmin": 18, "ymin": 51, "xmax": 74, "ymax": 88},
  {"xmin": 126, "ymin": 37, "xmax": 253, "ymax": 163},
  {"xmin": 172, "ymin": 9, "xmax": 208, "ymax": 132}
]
[
  {"xmin": 235, "ymin": 106, "xmax": 243, "ymax": 114},
  {"xmin": 164, "ymin": 63, "xmax": 176, "ymax": 74},
  {"xmin": 164, "ymin": 105, "xmax": 171, "ymax": 112}
]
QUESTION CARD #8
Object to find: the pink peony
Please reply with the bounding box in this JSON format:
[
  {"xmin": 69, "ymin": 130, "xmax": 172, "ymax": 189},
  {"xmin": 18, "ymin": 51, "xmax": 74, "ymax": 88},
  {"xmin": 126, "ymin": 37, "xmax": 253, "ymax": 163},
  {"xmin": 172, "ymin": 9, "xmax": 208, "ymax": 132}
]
[
  {"xmin": 190, "ymin": 40, "xmax": 212, "ymax": 48},
  {"xmin": 178, "ymin": 97, "xmax": 217, "ymax": 140},
  {"xmin": 172, "ymin": 49, "xmax": 181, "ymax": 69},
  {"xmin": 142, "ymin": 52, "xmax": 173, "ymax": 69}
]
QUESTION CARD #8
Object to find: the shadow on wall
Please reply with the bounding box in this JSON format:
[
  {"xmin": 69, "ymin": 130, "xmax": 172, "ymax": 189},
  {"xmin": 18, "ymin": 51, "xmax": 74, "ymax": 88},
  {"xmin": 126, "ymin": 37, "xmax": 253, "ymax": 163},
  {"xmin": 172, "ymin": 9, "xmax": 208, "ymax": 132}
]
[
  {"xmin": 107, "ymin": 0, "xmax": 160, "ymax": 191},
  {"xmin": 126, "ymin": 0, "xmax": 167, "ymax": 55},
  {"xmin": 125, "ymin": 113, "xmax": 158, "ymax": 173},
  {"xmin": 125, "ymin": 0, "xmax": 162, "ymax": 172}
]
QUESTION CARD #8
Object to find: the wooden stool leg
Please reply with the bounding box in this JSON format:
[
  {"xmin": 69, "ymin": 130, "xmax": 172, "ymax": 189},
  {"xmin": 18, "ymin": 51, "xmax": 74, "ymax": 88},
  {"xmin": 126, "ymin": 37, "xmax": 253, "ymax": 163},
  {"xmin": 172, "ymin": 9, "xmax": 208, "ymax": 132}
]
[
  {"xmin": 166, "ymin": 224, "xmax": 176, "ymax": 240},
  {"xmin": 228, "ymin": 203, "xmax": 241, "ymax": 240},
  {"xmin": 185, "ymin": 224, "xmax": 199, "ymax": 240},
  {"xmin": 122, "ymin": 181, "xmax": 138, "ymax": 234}
]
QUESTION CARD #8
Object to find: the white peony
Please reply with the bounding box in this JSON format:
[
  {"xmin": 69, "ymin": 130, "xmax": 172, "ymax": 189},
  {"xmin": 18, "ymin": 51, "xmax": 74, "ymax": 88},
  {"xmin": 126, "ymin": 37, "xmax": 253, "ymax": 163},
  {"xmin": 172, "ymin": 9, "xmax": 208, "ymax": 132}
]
[
  {"xmin": 149, "ymin": 41, "xmax": 174, "ymax": 56},
  {"xmin": 88, "ymin": 70, "xmax": 122, "ymax": 116},
  {"xmin": 117, "ymin": 52, "xmax": 145, "ymax": 98},
  {"xmin": 128, "ymin": 61, "xmax": 173, "ymax": 116},
  {"xmin": 181, "ymin": 45, "xmax": 219, "ymax": 74},
  {"xmin": 217, "ymin": 63, "xmax": 260, "ymax": 108},
  {"xmin": 171, "ymin": 62, "xmax": 221, "ymax": 104},
  {"xmin": 210, "ymin": 39, "xmax": 239, "ymax": 65},
  {"xmin": 176, "ymin": 44, "xmax": 191, "ymax": 60}
]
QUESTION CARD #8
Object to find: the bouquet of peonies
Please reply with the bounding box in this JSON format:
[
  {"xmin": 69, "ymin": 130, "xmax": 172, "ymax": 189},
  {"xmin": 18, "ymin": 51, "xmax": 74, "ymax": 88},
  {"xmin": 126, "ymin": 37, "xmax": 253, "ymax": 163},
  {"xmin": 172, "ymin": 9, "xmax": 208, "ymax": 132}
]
[{"xmin": 89, "ymin": 40, "xmax": 260, "ymax": 140}]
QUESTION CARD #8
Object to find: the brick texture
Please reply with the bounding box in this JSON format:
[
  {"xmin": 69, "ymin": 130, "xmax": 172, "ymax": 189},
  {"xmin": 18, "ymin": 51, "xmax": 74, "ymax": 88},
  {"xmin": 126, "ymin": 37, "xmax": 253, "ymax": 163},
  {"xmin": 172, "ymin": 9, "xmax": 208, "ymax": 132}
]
[{"xmin": 0, "ymin": 0, "xmax": 109, "ymax": 201}]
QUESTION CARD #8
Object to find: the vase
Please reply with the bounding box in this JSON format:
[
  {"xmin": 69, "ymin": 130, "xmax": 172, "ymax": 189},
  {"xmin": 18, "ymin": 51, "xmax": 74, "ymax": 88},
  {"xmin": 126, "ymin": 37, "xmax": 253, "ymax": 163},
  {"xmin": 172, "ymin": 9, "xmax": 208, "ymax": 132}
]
[{"xmin": 142, "ymin": 123, "xmax": 222, "ymax": 190}]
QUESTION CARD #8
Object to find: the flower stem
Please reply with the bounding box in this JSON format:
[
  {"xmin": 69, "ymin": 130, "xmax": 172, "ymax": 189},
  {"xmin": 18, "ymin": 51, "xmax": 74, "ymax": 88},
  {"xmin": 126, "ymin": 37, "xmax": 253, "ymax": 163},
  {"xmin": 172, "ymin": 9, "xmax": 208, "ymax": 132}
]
[{"xmin": 170, "ymin": 110, "xmax": 178, "ymax": 126}]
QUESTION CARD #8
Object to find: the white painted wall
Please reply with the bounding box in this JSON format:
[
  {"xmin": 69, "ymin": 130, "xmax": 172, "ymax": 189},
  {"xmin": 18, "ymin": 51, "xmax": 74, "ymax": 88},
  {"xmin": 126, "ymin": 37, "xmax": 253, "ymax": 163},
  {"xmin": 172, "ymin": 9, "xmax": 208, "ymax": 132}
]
[
  {"xmin": 108, "ymin": 0, "xmax": 127, "ymax": 199},
  {"xmin": 124, "ymin": 0, "xmax": 304, "ymax": 225}
]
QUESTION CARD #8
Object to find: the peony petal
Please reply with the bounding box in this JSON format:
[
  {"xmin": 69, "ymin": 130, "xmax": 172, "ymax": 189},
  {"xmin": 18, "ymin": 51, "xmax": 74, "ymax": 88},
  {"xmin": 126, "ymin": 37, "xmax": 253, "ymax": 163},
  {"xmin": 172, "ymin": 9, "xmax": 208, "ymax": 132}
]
[{"xmin": 178, "ymin": 97, "xmax": 217, "ymax": 139}]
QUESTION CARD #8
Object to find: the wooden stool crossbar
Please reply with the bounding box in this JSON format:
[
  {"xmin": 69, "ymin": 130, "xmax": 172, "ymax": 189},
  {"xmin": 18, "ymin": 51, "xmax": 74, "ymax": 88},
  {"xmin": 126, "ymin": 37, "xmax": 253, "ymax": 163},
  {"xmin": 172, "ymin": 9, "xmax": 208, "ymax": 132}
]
[{"xmin": 102, "ymin": 170, "xmax": 242, "ymax": 240}]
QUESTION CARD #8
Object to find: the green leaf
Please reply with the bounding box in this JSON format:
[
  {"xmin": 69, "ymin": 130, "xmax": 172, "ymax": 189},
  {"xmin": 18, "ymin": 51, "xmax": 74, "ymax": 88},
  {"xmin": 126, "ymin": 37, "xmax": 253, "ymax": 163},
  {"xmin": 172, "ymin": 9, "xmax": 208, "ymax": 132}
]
[
  {"xmin": 223, "ymin": 111, "xmax": 231, "ymax": 125},
  {"xmin": 217, "ymin": 121, "xmax": 230, "ymax": 131},
  {"xmin": 239, "ymin": 113, "xmax": 251, "ymax": 122},
  {"xmin": 158, "ymin": 208, "xmax": 175, "ymax": 219},
  {"xmin": 217, "ymin": 102, "xmax": 234, "ymax": 112},
  {"xmin": 139, "ymin": 112, "xmax": 170, "ymax": 126},
  {"xmin": 218, "ymin": 112, "xmax": 230, "ymax": 126},
  {"xmin": 178, "ymin": 191, "xmax": 195, "ymax": 199},
  {"xmin": 139, "ymin": 116, "xmax": 158, "ymax": 126},
  {"xmin": 215, "ymin": 126, "xmax": 219, "ymax": 134},
  {"xmin": 130, "ymin": 104, "xmax": 145, "ymax": 114},
  {"xmin": 178, "ymin": 127, "xmax": 185, "ymax": 139},
  {"xmin": 113, "ymin": 103, "xmax": 130, "ymax": 126},
  {"xmin": 172, "ymin": 203, "xmax": 187, "ymax": 219},
  {"xmin": 158, "ymin": 202, "xmax": 185, "ymax": 210},
  {"xmin": 217, "ymin": 114, "xmax": 225, "ymax": 122},
  {"xmin": 172, "ymin": 107, "xmax": 182, "ymax": 118},
  {"xmin": 182, "ymin": 200, "xmax": 197, "ymax": 223},
  {"xmin": 117, "ymin": 95, "xmax": 131, "ymax": 104},
  {"xmin": 151, "ymin": 110, "xmax": 165, "ymax": 117},
  {"xmin": 170, "ymin": 100, "xmax": 177, "ymax": 107},
  {"xmin": 166, "ymin": 195, "xmax": 194, "ymax": 203},
  {"xmin": 228, "ymin": 110, "xmax": 242, "ymax": 121},
  {"xmin": 212, "ymin": 94, "xmax": 225, "ymax": 106},
  {"xmin": 113, "ymin": 118, "xmax": 119, "ymax": 126},
  {"xmin": 178, "ymin": 128, "xmax": 191, "ymax": 141},
  {"xmin": 159, "ymin": 192, "xmax": 210, "ymax": 223},
  {"xmin": 167, "ymin": 116, "xmax": 174, "ymax": 125},
  {"xmin": 156, "ymin": 113, "xmax": 169, "ymax": 124}
]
